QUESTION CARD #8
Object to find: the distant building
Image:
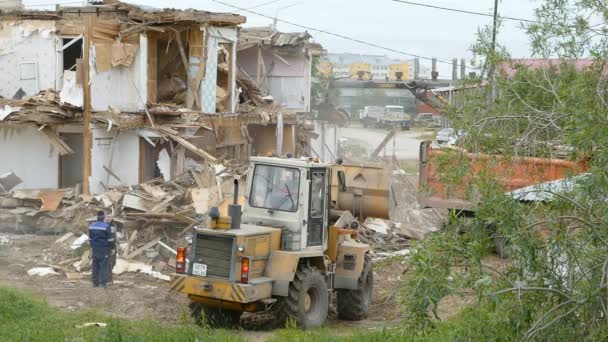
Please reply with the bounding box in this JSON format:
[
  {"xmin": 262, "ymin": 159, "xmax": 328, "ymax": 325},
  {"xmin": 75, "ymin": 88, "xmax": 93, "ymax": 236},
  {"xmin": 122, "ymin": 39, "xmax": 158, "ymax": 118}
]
[{"xmin": 319, "ymin": 53, "xmax": 430, "ymax": 80}]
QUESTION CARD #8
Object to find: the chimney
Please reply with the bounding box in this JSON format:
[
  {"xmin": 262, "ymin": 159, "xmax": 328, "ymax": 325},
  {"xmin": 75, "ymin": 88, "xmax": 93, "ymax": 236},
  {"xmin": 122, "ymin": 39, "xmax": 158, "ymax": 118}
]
[
  {"xmin": 414, "ymin": 58, "xmax": 420, "ymax": 80},
  {"xmin": 431, "ymin": 58, "xmax": 438, "ymax": 81},
  {"xmin": 452, "ymin": 58, "xmax": 458, "ymax": 80},
  {"xmin": 460, "ymin": 58, "xmax": 466, "ymax": 79}
]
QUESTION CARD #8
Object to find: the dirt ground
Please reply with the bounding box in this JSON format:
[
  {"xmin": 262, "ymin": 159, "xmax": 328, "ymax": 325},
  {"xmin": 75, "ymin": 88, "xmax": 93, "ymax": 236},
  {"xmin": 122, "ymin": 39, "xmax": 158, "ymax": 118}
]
[
  {"xmin": 0, "ymin": 232, "xmax": 407, "ymax": 330},
  {"xmin": 0, "ymin": 233, "xmax": 189, "ymax": 323},
  {"xmin": 339, "ymin": 125, "xmax": 427, "ymax": 160}
]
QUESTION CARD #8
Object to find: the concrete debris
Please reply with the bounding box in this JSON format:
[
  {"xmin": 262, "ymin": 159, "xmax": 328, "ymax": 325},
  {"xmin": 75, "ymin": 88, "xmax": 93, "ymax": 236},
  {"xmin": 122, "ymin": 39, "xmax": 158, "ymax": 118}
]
[
  {"xmin": 359, "ymin": 218, "xmax": 410, "ymax": 252},
  {"xmin": 0, "ymin": 171, "xmax": 22, "ymax": 192},
  {"xmin": 27, "ymin": 267, "xmax": 59, "ymax": 277},
  {"xmin": 0, "ymin": 235, "xmax": 10, "ymax": 245},
  {"xmin": 70, "ymin": 234, "xmax": 89, "ymax": 250},
  {"xmin": 364, "ymin": 218, "xmax": 390, "ymax": 235},
  {"xmin": 113, "ymin": 259, "xmax": 169, "ymax": 281},
  {"xmin": 55, "ymin": 232, "xmax": 74, "ymax": 244}
]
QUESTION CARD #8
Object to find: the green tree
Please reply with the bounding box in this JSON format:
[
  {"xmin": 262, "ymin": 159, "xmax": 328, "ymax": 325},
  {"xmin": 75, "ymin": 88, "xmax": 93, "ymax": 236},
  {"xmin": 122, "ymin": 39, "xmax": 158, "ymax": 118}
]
[{"xmin": 402, "ymin": 1, "xmax": 608, "ymax": 340}]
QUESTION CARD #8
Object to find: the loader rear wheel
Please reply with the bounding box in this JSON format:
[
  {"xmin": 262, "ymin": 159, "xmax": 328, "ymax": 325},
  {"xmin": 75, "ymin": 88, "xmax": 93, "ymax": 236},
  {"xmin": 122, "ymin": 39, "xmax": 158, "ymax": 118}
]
[
  {"xmin": 337, "ymin": 254, "xmax": 373, "ymax": 321},
  {"xmin": 275, "ymin": 265, "xmax": 328, "ymax": 329},
  {"xmin": 189, "ymin": 301, "xmax": 241, "ymax": 327}
]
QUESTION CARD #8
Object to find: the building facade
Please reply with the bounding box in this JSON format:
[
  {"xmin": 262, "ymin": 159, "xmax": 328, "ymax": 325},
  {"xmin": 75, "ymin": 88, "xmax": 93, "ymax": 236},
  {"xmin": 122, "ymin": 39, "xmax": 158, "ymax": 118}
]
[
  {"xmin": 0, "ymin": 2, "xmax": 300, "ymax": 194},
  {"xmin": 320, "ymin": 53, "xmax": 431, "ymax": 81}
]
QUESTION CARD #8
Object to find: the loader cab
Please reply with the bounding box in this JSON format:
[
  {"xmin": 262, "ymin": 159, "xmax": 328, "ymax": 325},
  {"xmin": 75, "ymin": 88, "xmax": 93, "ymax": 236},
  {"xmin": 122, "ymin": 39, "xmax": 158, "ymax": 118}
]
[{"xmin": 242, "ymin": 157, "xmax": 330, "ymax": 252}]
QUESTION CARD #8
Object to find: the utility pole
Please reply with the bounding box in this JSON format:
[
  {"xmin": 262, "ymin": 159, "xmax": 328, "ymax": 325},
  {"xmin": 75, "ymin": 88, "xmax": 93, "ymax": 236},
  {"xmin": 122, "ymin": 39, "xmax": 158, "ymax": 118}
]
[
  {"xmin": 82, "ymin": 16, "xmax": 92, "ymax": 195},
  {"xmin": 490, "ymin": 0, "xmax": 499, "ymax": 100}
]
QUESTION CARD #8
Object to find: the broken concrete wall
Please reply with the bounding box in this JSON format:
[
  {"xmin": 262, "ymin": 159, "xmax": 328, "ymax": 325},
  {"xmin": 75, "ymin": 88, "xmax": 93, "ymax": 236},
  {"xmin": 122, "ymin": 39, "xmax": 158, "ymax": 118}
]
[
  {"xmin": 310, "ymin": 120, "xmax": 339, "ymax": 162},
  {"xmin": 200, "ymin": 26, "xmax": 237, "ymax": 113},
  {"xmin": 0, "ymin": 125, "xmax": 59, "ymax": 189},
  {"xmin": 0, "ymin": 20, "xmax": 57, "ymax": 98},
  {"xmin": 90, "ymin": 127, "xmax": 139, "ymax": 195},
  {"xmin": 91, "ymin": 35, "xmax": 146, "ymax": 112}
]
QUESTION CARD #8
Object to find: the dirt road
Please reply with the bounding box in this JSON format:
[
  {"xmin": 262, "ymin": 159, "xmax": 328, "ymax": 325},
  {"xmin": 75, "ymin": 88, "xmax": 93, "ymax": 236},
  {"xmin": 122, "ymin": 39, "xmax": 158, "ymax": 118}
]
[{"xmin": 339, "ymin": 125, "xmax": 429, "ymax": 160}]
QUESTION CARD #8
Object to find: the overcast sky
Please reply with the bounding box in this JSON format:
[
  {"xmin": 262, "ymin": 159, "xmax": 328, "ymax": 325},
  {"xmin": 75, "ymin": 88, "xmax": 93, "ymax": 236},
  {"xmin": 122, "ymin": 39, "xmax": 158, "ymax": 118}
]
[{"xmin": 25, "ymin": 0, "xmax": 541, "ymax": 76}]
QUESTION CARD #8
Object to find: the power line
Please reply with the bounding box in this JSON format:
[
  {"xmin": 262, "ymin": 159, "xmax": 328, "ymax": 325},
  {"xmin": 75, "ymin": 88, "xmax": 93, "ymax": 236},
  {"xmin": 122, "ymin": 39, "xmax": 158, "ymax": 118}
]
[
  {"xmin": 391, "ymin": 0, "xmax": 537, "ymax": 23},
  {"xmin": 233, "ymin": 0, "xmax": 285, "ymax": 13},
  {"xmin": 209, "ymin": 0, "xmax": 480, "ymax": 70}
]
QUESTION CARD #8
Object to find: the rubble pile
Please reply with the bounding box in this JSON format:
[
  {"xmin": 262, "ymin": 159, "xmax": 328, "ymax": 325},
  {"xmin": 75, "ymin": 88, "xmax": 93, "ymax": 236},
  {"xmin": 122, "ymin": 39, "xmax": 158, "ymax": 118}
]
[
  {"xmin": 0, "ymin": 89, "xmax": 80, "ymax": 125},
  {"xmin": 1, "ymin": 164, "xmax": 245, "ymax": 282}
]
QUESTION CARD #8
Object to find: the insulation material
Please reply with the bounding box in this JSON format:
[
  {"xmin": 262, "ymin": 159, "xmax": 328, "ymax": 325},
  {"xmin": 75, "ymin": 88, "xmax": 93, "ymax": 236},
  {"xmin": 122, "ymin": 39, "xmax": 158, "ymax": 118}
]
[
  {"xmin": 157, "ymin": 148, "xmax": 171, "ymax": 182},
  {"xmin": 59, "ymin": 71, "xmax": 83, "ymax": 107}
]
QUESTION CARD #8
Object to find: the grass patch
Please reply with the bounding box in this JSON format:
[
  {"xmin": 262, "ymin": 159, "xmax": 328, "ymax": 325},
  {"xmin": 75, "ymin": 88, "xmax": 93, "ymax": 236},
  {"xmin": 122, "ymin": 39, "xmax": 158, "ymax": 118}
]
[
  {"xmin": 0, "ymin": 286, "xmax": 241, "ymax": 342},
  {"xmin": 0, "ymin": 286, "xmax": 522, "ymax": 341}
]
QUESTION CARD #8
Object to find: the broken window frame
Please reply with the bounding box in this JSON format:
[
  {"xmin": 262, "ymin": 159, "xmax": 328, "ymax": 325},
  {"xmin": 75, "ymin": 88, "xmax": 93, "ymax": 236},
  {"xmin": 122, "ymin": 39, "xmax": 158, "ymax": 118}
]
[{"xmin": 56, "ymin": 34, "xmax": 84, "ymax": 90}]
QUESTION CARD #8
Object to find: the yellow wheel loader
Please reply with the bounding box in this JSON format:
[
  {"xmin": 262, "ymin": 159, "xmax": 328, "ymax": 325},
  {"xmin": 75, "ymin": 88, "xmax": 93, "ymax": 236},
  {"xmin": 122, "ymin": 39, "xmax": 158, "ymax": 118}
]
[{"xmin": 170, "ymin": 157, "xmax": 373, "ymax": 329}]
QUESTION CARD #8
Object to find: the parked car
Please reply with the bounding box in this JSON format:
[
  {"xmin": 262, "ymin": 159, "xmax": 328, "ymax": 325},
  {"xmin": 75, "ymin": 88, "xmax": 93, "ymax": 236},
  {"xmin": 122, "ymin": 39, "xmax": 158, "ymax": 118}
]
[{"xmin": 436, "ymin": 128, "xmax": 456, "ymax": 144}]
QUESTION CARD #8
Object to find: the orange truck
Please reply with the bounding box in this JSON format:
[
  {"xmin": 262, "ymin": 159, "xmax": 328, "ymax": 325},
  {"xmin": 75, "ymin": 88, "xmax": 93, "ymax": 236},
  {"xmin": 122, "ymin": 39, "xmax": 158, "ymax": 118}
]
[{"xmin": 418, "ymin": 141, "xmax": 588, "ymax": 212}]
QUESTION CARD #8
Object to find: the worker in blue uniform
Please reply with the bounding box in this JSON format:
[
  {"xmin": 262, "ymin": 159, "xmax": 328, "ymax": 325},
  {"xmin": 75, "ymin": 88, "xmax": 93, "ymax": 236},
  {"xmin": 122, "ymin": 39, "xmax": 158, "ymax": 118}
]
[{"xmin": 88, "ymin": 210, "xmax": 114, "ymax": 287}]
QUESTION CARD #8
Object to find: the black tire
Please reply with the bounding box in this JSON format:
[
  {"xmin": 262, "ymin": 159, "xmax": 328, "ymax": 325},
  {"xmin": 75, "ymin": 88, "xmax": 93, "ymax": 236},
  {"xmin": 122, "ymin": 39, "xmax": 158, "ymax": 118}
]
[
  {"xmin": 189, "ymin": 301, "xmax": 241, "ymax": 327},
  {"xmin": 337, "ymin": 254, "xmax": 373, "ymax": 321},
  {"xmin": 275, "ymin": 265, "xmax": 328, "ymax": 329}
]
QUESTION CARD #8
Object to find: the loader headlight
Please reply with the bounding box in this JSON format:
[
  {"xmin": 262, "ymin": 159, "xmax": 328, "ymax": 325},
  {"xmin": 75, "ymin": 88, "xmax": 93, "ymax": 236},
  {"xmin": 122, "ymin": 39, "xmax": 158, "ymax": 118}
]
[{"xmin": 238, "ymin": 244, "xmax": 246, "ymax": 252}]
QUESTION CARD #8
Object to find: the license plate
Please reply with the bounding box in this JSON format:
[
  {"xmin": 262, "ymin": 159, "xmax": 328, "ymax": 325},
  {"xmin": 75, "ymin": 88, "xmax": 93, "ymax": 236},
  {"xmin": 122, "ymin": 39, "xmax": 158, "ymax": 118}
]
[{"xmin": 192, "ymin": 263, "xmax": 207, "ymax": 276}]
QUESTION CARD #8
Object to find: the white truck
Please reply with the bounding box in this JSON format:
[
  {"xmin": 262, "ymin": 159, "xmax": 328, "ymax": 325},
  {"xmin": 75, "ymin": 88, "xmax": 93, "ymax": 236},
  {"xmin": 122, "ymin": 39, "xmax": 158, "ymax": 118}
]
[{"xmin": 361, "ymin": 105, "xmax": 411, "ymax": 130}]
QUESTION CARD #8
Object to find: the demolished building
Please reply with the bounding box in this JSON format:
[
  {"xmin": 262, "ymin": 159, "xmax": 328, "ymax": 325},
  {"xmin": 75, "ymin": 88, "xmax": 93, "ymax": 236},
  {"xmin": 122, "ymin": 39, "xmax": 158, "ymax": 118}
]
[
  {"xmin": 0, "ymin": 1, "xmax": 302, "ymax": 195},
  {"xmin": 236, "ymin": 26, "xmax": 344, "ymax": 162}
]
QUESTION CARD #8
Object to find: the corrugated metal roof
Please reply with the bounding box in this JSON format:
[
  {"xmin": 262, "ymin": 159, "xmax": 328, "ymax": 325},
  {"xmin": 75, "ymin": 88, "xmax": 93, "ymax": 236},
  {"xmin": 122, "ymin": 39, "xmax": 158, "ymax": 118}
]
[
  {"xmin": 239, "ymin": 27, "xmax": 312, "ymax": 47},
  {"xmin": 507, "ymin": 173, "xmax": 589, "ymax": 202}
]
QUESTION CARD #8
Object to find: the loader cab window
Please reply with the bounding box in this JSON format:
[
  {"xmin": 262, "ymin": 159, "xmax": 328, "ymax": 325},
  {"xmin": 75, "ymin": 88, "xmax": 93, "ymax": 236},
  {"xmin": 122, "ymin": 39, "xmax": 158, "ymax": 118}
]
[
  {"xmin": 307, "ymin": 169, "xmax": 326, "ymax": 246},
  {"xmin": 250, "ymin": 165, "xmax": 300, "ymax": 212}
]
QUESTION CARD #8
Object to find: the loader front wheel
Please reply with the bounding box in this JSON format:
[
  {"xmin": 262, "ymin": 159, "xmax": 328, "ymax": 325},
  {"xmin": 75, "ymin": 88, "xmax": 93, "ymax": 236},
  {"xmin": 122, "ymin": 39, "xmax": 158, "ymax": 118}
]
[
  {"xmin": 337, "ymin": 254, "xmax": 373, "ymax": 321},
  {"xmin": 276, "ymin": 265, "xmax": 328, "ymax": 329},
  {"xmin": 189, "ymin": 301, "xmax": 241, "ymax": 327}
]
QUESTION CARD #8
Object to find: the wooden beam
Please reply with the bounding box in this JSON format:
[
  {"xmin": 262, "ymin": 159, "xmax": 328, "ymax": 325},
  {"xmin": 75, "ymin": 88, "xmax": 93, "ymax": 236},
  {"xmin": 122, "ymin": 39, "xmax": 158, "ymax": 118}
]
[
  {"xmin": 371, "ymin": 129, "xmax": 398, "ymax": 158},
  {"xmin": 82, "ymin": 16, "xmax": 93, "ymax": 196},
  {"xmin": 256, "ymin": 44, "xmax": 262, "ymax": 84},
  {"xmin": 157, "ymin": 127, "xmax": 217, "ymax": 162}
]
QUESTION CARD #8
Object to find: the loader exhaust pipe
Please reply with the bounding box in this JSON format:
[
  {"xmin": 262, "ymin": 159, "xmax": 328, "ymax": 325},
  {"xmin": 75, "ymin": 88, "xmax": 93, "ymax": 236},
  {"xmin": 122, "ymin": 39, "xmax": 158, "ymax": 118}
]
[{"xmin": 229, "ymin": 179, "xmax": 241, "ymax": 230}]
